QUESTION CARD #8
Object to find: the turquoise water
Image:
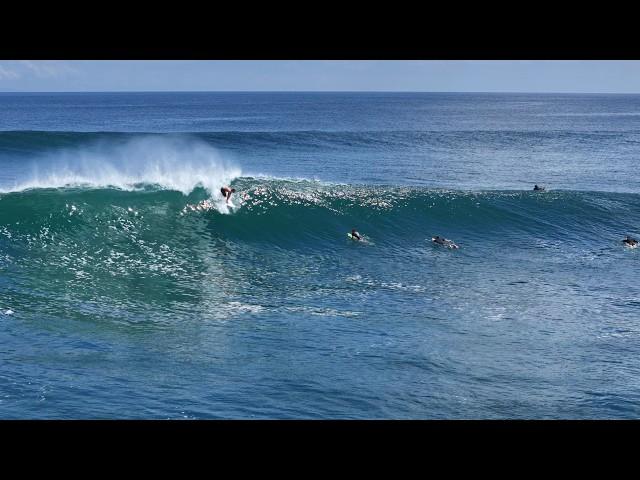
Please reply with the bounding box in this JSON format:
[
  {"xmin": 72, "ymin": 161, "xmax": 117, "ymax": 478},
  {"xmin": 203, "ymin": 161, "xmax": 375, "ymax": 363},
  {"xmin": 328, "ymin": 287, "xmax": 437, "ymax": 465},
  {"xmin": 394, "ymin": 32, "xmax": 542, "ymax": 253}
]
[{"xmin": 1, "ymin": 92, "xmax": 639, "ymax": 418}]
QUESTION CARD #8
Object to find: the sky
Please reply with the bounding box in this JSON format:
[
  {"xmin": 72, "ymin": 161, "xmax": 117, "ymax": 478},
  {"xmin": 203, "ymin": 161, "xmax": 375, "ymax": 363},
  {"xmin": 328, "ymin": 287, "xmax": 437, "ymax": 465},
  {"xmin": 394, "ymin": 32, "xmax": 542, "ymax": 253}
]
[{"xmin": 0, "ymin": 60, "xmax": 639, "ymax": 93}]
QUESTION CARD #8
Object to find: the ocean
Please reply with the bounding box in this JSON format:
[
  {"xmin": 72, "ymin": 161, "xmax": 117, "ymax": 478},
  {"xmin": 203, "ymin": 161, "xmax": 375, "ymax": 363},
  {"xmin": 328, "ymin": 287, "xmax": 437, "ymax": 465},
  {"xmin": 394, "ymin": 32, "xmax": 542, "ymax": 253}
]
[{"xmin": 0, "ymin": 92, "xmax": 639, "ymax": 418}]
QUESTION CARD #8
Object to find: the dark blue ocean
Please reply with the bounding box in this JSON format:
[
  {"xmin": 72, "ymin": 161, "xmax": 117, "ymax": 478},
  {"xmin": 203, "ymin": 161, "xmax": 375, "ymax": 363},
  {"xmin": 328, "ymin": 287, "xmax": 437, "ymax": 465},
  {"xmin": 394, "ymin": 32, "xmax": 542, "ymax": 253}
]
[{"xmin": 1, "ymin": 92, "xmax": 639, "ymax": 418}]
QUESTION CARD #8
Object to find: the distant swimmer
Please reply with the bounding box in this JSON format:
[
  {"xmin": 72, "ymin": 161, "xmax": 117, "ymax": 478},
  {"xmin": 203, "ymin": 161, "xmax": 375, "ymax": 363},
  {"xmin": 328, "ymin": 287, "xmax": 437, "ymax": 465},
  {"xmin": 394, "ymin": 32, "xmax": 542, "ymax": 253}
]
[
  {"xmin": 220, "ymin": 186, "xmax": 236, "ymax": 204},
  {"xmin": 432, "ymin": 235, "xmax": 459, "ymax": 249},
  {"xmin": 533, "ymin": 185, "xmax": 545, "ymax": 191},
  {"xmin": 349, "ymin": 229, "xmax": 362, "ymax": 241},
  {"xmin": 622, "ymin": 235, "xmax": 638, "ymax": 248}
]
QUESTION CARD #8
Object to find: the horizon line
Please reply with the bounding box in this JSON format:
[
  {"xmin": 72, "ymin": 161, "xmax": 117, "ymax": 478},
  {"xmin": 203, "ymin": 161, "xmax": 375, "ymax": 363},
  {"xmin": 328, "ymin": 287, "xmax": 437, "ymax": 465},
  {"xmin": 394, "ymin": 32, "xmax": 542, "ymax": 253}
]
[{"xmin": 1, "ymin": 90, "xmax": 640, "ymax": 95}]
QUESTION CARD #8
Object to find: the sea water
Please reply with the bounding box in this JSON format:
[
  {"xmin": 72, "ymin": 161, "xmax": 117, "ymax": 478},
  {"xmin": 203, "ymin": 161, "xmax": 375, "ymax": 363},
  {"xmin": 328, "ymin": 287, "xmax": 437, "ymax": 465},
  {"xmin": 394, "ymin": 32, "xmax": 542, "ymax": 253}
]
[{"xmin": 0, "ymin": 92, "xmax": 639, "ymax": 418}]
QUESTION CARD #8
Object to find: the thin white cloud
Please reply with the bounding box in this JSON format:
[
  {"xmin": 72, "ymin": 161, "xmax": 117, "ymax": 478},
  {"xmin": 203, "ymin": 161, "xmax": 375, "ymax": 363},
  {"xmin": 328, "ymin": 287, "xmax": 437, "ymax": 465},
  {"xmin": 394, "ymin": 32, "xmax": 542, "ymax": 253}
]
[
  {"xmin": 0, "ymin": 65, "xmax": 20, "ymax": 80},
  {"xmin": 18, "ymin": 60, "xmax": 80, "ymax": 78}
]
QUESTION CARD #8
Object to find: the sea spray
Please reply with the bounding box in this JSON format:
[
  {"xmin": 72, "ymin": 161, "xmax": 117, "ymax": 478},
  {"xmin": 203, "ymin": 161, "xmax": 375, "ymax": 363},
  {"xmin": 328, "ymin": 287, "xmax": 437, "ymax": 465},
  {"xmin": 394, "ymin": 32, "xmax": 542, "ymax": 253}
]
[{"xmin": 3, "ymin": 135, "xmax": 241, "ymax": 196}]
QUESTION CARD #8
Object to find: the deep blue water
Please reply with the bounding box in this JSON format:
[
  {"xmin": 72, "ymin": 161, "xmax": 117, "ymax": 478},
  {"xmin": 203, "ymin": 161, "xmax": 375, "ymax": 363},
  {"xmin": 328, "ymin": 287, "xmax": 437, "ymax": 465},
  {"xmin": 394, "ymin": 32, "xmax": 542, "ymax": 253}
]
[{"xmin": 0, "ymin": 92, "xmax": 639, "ymax": 418}]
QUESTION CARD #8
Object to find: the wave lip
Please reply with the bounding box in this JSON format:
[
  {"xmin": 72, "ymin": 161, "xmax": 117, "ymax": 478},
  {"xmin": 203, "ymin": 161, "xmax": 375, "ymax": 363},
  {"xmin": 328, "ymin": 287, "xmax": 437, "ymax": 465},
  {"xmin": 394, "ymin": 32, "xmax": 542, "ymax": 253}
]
[{"xmin": 1, "ymin": 134, "xmax": 241, "ymax": 195}]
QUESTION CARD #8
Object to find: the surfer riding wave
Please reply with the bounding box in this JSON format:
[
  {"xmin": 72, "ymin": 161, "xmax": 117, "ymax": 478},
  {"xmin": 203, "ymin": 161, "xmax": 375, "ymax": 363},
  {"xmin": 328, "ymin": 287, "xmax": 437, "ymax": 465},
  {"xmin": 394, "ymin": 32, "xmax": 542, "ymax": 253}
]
[{"xmin": 220, "ymin": 186, "xmax": 236, "ymax": 204}]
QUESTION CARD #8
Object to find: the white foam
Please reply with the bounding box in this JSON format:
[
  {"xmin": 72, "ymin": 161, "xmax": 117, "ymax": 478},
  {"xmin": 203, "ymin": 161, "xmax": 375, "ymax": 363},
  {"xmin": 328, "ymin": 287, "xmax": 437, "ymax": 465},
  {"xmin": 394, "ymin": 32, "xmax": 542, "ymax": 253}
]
[
  {"xmin": 225, "ymin": 301, "xmax": 264, "ymax": 314},
  {"xmin": 181, "ymin": 195, "xmax": 240, "ymax": 216},
  {"xmin": 4, "ymin": 135, "xmax": 242, "ymax": 196}
]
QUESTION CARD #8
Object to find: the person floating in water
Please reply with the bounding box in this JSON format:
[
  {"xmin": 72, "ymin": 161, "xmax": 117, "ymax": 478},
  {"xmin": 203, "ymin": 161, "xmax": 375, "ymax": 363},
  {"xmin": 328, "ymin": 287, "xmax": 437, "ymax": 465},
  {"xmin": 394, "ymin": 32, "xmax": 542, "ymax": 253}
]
[
  {"xmin": 432, "ymin": 235, "xmax": 459, "ymax": 249},
  {"xmin": 622, "ymin": 235, "xmax": 638, "ymax": 247},
  {"xmin": 351, "ymin": 229, "xmax": 362, "ymax": 241},
  {"xmin": 533, "ymin": 185, "xmax": 545, "ymax": 191},
  {"xmin": 220, "ymin": 186, "xmax": 236, "ymax": 204}
]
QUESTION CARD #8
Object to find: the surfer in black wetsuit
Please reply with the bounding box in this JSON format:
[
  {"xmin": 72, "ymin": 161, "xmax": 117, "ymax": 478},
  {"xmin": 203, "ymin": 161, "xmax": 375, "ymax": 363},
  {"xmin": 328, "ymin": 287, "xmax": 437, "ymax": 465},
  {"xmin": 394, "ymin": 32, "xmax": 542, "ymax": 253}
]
[
  {"xmin": 533, "ymin": 185, "xmax": 545, "ymax": 191},
  {"xmin": 622, "ymin": 235, "xmax": 638, "ymax": 247},
  {"xmin": 433, "ymin": 235, "xmax": 446, "ymax": 245},
  {"xmin": 351, "ymin": 229, "xmax": 362, "ymax": 241},
  {"xmin": 220, "ymin": 186, "xmax": 236, "ymax": 204},
  {"xmin": 432, "ymin": 235, "xmax": 459, "ymax": 249}
]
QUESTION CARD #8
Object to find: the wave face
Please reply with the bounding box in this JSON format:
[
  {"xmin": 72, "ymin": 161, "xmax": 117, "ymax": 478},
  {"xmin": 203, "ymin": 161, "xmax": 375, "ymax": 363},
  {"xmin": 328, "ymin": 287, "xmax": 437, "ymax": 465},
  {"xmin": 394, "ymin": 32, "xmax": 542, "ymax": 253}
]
[
  {"xmin": 2, "ymin": 181, "xmax": 638, "ymax": 249},
  {"xmin": 2, "ymin": 180, "xmax": 639, "ymax": 324}
]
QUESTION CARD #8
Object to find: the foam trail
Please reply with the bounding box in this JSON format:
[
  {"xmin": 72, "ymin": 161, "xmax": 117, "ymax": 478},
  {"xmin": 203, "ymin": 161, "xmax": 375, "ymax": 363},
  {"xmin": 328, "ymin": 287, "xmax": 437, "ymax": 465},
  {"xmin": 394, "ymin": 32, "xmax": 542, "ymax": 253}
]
[{"xmin": 6, "ymin": 135, "xmax": 241, "ymax": 196}]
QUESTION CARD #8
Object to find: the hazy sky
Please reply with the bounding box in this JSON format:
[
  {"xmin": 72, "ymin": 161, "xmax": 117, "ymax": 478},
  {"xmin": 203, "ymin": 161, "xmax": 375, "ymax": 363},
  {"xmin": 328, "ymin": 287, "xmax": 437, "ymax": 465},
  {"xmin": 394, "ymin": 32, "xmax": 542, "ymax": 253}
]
[{"xmin": 0, "ymin": 60, "xmax": 639, "ymax": 93}]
